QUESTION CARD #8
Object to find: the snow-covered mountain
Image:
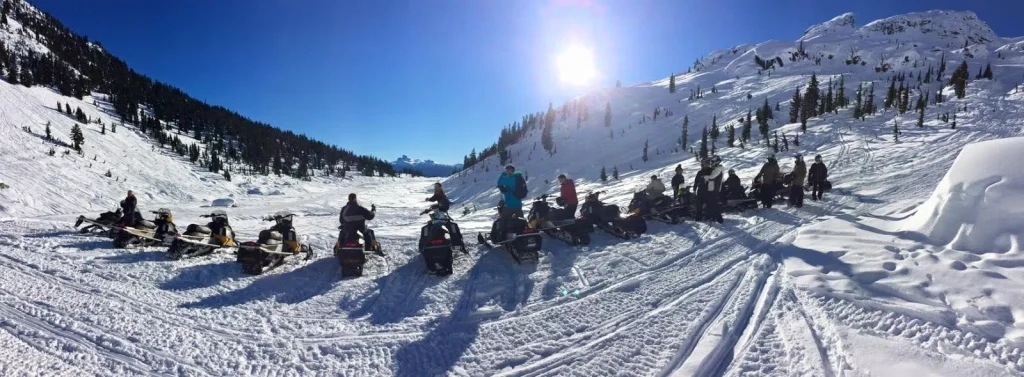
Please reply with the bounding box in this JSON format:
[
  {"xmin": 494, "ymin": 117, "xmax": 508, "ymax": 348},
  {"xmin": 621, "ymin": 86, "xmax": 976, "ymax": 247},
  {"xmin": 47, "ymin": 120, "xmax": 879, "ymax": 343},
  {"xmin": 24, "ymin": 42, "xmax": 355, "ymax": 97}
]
[
  {"xmin": 2, "ymin": 6, "xmax": 1024, "ymax": 377},
  {"xmin": 391, "ymin": 155, "xmax": 461, "ymax": 177}
]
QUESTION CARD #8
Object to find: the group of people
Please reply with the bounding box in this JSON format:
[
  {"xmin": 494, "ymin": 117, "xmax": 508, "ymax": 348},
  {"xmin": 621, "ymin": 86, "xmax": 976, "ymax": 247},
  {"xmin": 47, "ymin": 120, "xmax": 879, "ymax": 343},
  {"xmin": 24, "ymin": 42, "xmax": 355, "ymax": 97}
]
[{"xmin": 752, "ymin": 153, "xmax": 829, "ymax": 209}]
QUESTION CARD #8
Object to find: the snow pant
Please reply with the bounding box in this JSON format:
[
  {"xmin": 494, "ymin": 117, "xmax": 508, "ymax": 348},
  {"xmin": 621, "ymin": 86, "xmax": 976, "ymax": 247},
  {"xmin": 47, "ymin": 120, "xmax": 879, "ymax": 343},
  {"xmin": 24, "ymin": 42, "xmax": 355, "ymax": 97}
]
[
  {"xmin": 694, "ymin": 193, "xmax": 707, "ymax": 221},
  {"xmin": 811, "ymin": 181, "xmax": 825, "ymax": 201},
  {"xmin": 495, "ymin": 207, "xmax": 524, "ymax": 241},
  {"xmin": 706, "ymin": 192, "xmax": 723, "ymax": 223},
  {"xmin": 558, "ymin": 203, "xmax": 578, "ymax": 221},
  {"xmin": 760, "ymin": 183, "xmax": 775, "ymax": 209},
  {"xmin": 789, "ymin": 185, "xmax": 805, "ymax": 208}
]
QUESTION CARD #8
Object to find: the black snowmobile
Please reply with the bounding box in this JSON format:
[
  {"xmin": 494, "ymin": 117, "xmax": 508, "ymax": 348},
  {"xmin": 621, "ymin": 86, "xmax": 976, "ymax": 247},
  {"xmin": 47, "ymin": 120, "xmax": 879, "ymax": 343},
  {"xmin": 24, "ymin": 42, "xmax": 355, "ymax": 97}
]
[
  {"xmin": 477, "ymin": 204, "xmax": 543, "ymax": 263},
  {"xmin": 719, "ymin": 186, "xmax": 760, "ymax": 212},
  {"xmin": 527, "ymin": 195, "xmax": 590, "ymax": 246},
  {"xmin": 628, "ymin": 190, "xmax": 688, "ymax": 224},
  {"xmin": 416, "ymin": 208, "xmax": 467, "ymax": 276},
  {"xmin": 334, "ymin": 224, "xmax": 385, "ymax": 278},
  {"xmin": 237, "ymin": 211, "xmax": 314, "ymax": 275},
  {"xmin": 112, "ymin": 209, "xmax": 177, "ymax": 248},
  {"xmin": 167, "ymin": 210, "xmax": 237, "ymax": 260},
  {"xmin": 74, "ymin": 208, "xmax": 123, "ymax": 235},
  {"xmin": 750, "ymin": 176, "xmax": 790, "ymax": 204},
  {"xmin": 578, "ymin": 191, "xmax": 646, "ymax": 240}
]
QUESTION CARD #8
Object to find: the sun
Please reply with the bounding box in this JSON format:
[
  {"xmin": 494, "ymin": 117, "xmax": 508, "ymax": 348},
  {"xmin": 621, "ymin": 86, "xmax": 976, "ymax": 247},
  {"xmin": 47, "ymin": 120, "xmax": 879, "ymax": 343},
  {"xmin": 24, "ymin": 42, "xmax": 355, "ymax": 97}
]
[{"xmin": 556, "ymin": 46, "xmax": 597, "ymax": 86}]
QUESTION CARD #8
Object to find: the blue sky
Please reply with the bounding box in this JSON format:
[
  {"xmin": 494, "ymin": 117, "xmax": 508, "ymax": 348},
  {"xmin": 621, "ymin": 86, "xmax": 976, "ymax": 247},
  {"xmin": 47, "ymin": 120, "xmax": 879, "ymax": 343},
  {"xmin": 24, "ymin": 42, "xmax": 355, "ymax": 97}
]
[{"xmin": 31, "ymin": 0, "xmax": 1024, "ymax": 164}]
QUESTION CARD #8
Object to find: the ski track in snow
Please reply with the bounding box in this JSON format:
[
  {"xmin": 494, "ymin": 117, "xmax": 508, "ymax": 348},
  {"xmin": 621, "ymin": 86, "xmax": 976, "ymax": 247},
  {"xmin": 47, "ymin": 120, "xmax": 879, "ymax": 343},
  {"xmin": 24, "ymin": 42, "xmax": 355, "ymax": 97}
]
[{"xmin": 3, "ymin": 7, "xmax": 1024, "ymax": 376}]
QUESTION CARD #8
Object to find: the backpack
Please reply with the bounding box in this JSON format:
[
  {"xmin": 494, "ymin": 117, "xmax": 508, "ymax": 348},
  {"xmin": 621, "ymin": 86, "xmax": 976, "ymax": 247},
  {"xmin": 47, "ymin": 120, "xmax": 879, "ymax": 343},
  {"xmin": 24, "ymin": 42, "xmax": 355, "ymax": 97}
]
[{"xmin": 513, "ymin": 174, "xmax": 528, "ymax": 200}]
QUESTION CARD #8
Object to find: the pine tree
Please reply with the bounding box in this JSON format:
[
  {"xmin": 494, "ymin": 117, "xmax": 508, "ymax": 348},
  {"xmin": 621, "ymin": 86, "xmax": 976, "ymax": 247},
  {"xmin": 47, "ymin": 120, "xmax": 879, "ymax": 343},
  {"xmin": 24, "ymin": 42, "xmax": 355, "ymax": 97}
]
[
  {"xmin": 853, "ymin": 83, "xmax": 863, "ymax": 119},
  {"xmin": 604, "ymin": 102, "xmax": 612, "ymax": 127},
  {"xmin": 899, "ymin": 86, "xmax": 910, "ymax": 114},
  {"xmin": 541, "ymin": 110, "xmax": 554, "ymax": 154},
  {"xmin": 699, "ymin": 127, "xmax": 709, "ymax": 160},
  {"xmin": 642, "ymin": 139, "xmax": 649, "ymax": 162},
  {"xmin": 893, "ymin": 119, "xmax": 900, "ymax": 142},
  {"xmin": 223, "ymin": 169, "xmax": 231, "ymax": 181},
  {"xmin": 709, "ymin": 115, "xmax": 719, "ymax": 142},
  {"xmin": 75, "ymin": 107, "xmax": 87, "ymax": 123},
  {"xmin": 884, "ymin": 80, "xmax": 897, "ymax": 109},
  {"xmin": 742, "ymin": 110, "xmax": 753, "ymax": 143},
  {"xmin": 789, "ymin": 88, "xmax": 801, "ymax": 124},
  {"xmin": 804, "ymin": 73, "xmax": 820, "ymax": 117},
  {"xmin": 938, "ymin": 53, "xmax": 947, "ymax": 81},
  {"xmin": 772, "ymin": 132, "xmax": 779, "ymax": 153},
  {"xmin": 669, "ymin": 74, "xmax": 676, "ymax": 93},
  {"xmin": 951, "ymin": 61, "xmax": 969, "ymax": 99},
  {"xmin": 727, "ymin": 125, "xmax": 735, "ymax": 147},
  {"xmin": 44, "ymin": 122, "xmax": 50, "ymax": 140},
  {"xmin": 681, "ymin": 115, "xmax": 689, "ymax": 148},
  {"xmin": 70, "ymin": 124, "xmax": 84, "ymax": 151},
  {"xmin": 836, "ymin": 75, "xmax": 847, "ymax": 108},
  {"xmin": 600, "ymin": 166, "xmax": 608, "ymax": 182},
  {"xmin": 793, "ymin": 133, "xmax": 800, "ymax": 146},
  {"xmin": 101, "ymin": 124, "xmax": 105, "ymax": 134},
  {"xmin": 612, "ymin": 166, "xmax": 619, "ymax": 180},
  {"xmin": 982, "ymin": 63, "xmax": 993, "ymax": 79},
  {"xmin": 917, "ymin": 106, "xmax": 925, "ymax": 128},
  {"xmin": 824, "ymin": 78, "xmax": 834, "ymax": 113},
  {"xmin": 865, "ymin": 84, "xmax": 876, "ymax": 117},
  {"xmin": 762, "ymin": 98, "xmax": 773, "ymax": 120},
  {"xmin": 64, "ymin": 103, "xmax": 71, "ymax": 115},
  {"xmin": 111, "ymin": 121, "xmax": 117, "ymax": 133}
]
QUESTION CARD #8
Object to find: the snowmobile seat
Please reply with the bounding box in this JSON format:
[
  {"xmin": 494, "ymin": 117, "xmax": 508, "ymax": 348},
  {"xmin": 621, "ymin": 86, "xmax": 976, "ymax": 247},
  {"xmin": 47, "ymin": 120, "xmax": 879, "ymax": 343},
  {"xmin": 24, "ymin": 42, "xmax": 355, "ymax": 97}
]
[
  {"xmin": 138, "ymin": 220, "xmax": 157, "ymax": 229},
  {"xmin": 186, "ymin": 224, "xmax": 212, "ymax": 235},
  {"xmin": 601, "ymin": 204, "xmax": 620, "ymax": 221},
  {"xmin": 258, "ymin": 230, "xmax": 283, "ymax": 246}
]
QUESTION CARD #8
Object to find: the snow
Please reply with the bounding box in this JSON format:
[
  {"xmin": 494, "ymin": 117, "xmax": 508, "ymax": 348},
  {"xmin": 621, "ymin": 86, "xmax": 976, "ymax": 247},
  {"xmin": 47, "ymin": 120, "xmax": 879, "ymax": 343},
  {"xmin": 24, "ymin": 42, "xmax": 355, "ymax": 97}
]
[
  {"xmin": 2, "ymin": 6, "xmax": 1024, "ymax": 376},
  {"xmin": 209, "ymin": 198, "xmax": 235, "ymax": 207},
  {"xmin": 902, "ymin": 137, "xmax": 1024, "ymax": 254}
]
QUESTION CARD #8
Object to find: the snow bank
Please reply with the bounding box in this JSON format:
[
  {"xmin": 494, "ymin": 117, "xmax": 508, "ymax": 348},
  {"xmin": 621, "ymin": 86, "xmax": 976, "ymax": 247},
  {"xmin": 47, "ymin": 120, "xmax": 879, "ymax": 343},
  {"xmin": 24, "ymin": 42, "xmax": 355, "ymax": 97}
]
[
  {"xmin": 902, "ymin": 137, "xmax": 1024, "ymax": 253},
  {"xmin": 210, "ymin": 198, "xmax": 235, "ymax": 207}
]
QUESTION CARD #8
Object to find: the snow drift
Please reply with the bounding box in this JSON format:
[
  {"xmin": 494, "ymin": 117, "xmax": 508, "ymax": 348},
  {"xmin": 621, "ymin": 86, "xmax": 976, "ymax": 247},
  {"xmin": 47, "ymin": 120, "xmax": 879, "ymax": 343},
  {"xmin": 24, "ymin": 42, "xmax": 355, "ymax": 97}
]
[{"xmin": 903, "ymin": 137, "xmax": 1024, "ymax": 253}]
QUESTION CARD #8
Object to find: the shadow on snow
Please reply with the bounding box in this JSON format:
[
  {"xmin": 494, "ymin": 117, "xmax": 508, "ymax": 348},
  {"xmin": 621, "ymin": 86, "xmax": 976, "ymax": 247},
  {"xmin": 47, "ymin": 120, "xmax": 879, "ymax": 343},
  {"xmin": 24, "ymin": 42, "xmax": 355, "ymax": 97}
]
[
  {"xmin": 160, "ymin": 260, "xmax": 245, "ymax": 291},
  {"xmin": 179, "ymin": 257, "xmax": 339, "ymax": 309}
]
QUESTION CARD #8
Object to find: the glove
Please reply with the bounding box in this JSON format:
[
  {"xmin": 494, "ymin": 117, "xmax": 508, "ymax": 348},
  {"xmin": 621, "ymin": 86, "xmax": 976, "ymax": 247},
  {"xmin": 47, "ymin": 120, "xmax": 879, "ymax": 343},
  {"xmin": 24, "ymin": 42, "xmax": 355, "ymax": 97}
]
[{"xmin": 498, "ymin": 186, "xmax": 508, "ymax": 193}]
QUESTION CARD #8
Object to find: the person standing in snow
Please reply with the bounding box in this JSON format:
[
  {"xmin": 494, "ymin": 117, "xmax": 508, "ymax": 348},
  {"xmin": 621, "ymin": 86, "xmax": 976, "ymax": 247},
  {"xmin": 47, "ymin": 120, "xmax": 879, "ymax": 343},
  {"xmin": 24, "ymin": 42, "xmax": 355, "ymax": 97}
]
[
  {"xmin": 703, "ymin": 157, "xmax": 725, "ymax": 223},
  {"xmin": 753, "ymin": 156, "xmax": 780, "ymax": 209},
  {"xmin": 693, "ymin": 158, "xmax": 711, "ymax": 221},
  {"xmin": 671, "ymin": 165, "xmax": 685, "ymax": 202},
  {"xmin": 788, "ymin": 154, "xmax": 807, "ymax": 208},
  {"xmin": 808, "ymin": 155, "xmax": 828, "ymax": 201},
  {"xmin": 119, "ymin": 190, "xmax": 139, "ymax": 226},
  {"xmin": 424, "ymin": 182, "xmax": 450, "ymax": 213},
  {"xmin": 556, "ymin": 174, "xmax": 578, "ymax": 220},
  {"xmin": 495, "ymin": 165, "xmax": 526, "ymax": 240}
]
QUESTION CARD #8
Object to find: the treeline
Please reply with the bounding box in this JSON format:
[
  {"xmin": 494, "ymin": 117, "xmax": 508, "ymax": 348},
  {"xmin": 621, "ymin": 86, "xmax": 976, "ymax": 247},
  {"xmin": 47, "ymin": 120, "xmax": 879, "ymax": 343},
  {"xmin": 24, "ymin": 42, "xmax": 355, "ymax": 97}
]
[{"xmin": 2, "ymin": 0, "xmax": 394, "ymax": 178}]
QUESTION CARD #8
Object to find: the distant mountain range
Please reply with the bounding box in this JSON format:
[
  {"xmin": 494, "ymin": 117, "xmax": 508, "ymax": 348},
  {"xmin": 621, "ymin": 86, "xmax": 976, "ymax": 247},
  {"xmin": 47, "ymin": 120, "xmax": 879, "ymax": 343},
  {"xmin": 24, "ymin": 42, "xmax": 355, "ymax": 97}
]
[{"xmin": 392, "ymin": 155, "xmax": 462, "ymax": 177}]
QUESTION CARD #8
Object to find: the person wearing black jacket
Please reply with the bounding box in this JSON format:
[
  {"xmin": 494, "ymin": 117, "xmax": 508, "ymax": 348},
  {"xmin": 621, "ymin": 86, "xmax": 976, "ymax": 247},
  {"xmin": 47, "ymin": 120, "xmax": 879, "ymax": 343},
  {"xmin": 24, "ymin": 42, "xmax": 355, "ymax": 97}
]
[
  {"xmin": 670, "ymin": 165, "xmax": 685, "ymax": 202},
  {"xmin": 808, "ymin": 155, "xmax": 829, "ymax": 201},
  {"xmin": 340, "ymin": 193, "xmax": 379, "ymax": 252},
  {"xmin": 119, "ymin": 190, "xmax": 139, "ymax": 226},
  {"xmin": 723, "ymin": 169, "xmax": 744, "ymax": 200},
  {"xmin": 692, "ymin": 159, "xmax": 710, "ymax": 221},
  {"xmin": 425, "ymin": 183, "xmax": 450, "ymax": 213}
]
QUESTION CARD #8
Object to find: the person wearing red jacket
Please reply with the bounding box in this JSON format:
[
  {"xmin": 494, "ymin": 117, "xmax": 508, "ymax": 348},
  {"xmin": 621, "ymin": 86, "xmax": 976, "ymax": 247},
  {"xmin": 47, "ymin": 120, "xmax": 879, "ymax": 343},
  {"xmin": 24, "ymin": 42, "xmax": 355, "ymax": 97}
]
[{"xmin": 556, "ymin": 174, "xmax": 578, "ymax": 220}]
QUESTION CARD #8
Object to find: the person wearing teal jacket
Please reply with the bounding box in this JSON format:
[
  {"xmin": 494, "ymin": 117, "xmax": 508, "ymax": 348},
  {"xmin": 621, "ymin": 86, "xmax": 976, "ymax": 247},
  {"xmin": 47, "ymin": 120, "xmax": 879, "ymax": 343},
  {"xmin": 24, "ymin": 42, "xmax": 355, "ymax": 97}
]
[{"xmin": 494, "ymin": 165, "xmax": 525, "ymax": 241}]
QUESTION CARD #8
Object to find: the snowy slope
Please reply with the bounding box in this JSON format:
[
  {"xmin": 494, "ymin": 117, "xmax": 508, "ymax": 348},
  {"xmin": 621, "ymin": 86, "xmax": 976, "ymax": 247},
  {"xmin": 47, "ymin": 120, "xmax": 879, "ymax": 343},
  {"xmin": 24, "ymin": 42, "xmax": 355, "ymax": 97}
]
[{"xmin": 1, "ymin": 9, "xmax": 1024, "ymax": 377}]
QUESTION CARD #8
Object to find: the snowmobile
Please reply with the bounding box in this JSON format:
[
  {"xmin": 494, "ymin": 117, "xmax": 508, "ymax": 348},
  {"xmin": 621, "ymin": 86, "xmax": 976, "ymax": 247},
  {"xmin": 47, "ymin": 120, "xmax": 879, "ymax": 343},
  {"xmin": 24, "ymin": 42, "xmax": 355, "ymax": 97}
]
[
  {"xmin": 719, "ymin": 187, "xmax": 760, "ymax": 212},
  {"xmin": 628, "ymin": 190, "xmax": 688, "ymax": 224},
  {"xmin": 477, "ymin": 204, "xmax": 543, "ymax": 263},
  {"xmin": 74, "ymin": 208, "xmax": 123, "ymax": 236},
  {"xmin": 334, "ymin": 224, "xmax": 385, "ymax": 278},
  {"xmin": 111, "ymin": 209, "xmax": 177, "ymax": 248},
  {"xmin": 750, "ymin": 177, "xmax": 790, "ymax": 204},
  {"xmin": 237, "ymin": 211, "xmax": 314, "ymax": 275},
  {"xmin": 416, "ymin": 208, "xmax": 467, "ymax": 276},
  {"xmin": 577, "ymin": 191, "xmax": 646, "ymax": 240},
  {"xmin": 167, "ymin": 210, "xmax": 237, "ymax": 260},
  {"xmin": 527, "ymin": 194, "xmax": 590, "ymax": 246}
]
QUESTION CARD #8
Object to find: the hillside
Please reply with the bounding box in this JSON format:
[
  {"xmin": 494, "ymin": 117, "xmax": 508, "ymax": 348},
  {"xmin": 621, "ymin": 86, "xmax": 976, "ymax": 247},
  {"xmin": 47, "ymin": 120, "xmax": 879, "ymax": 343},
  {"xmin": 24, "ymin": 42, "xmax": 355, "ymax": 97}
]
[
  {"xmin": 0, "ymin": 0, "xmax": 395, "ymax": 190},
  {"xmin": 392, "ymin": 155, "xmax": 462, "ymax": 177},
  {"xmin": 1, "ymin": 8, "xmax": 1024, "ymax": 377}
]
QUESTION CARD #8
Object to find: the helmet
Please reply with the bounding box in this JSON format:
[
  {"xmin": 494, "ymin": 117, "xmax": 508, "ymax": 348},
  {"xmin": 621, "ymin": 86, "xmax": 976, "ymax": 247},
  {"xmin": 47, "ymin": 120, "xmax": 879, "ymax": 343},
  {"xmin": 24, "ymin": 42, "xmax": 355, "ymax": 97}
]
[
  {"xmin": 767, "ymin": 154, "xmax": 776, "ymax": 162},
  {"xmin": 794, "ymin": 153, "xmax": 803, "ymax": 160},
  {"xmin": 728, "ymin": 169, "xmax": 736, "ymax": 174},
  {"xmin": 814, "ymin": 154, "xmax": 822, "ymax": 161},
  {"xmin": 651, "ymin": 175, "xmax": 658, "ymax": 180}
]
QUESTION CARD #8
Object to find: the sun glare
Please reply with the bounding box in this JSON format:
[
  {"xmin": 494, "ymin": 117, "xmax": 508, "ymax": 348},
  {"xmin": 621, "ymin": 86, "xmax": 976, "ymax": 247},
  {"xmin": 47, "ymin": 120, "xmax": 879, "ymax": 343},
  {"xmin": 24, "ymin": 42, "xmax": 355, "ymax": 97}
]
[{"xmin": 557, "ymin": 46, "xmax": 597, "ymax": 86}]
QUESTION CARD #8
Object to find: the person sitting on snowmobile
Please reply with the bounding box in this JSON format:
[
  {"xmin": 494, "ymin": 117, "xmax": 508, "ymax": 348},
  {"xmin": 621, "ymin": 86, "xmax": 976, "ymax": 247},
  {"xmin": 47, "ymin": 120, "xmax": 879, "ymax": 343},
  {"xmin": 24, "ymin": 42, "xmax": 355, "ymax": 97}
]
[
  {"xmin": 646, "ymin": 175, "xmax": 670, "ymax": 209},
  {"xmin": 423, "ymin": 182, "xmax": 450, "ymax": 214},
  {"xmin": 702, "ymin": 157, "xmax": 725, "ymax": 223},
  {"xmin": 671, "ymin": 165, "xmax": 685, "ymax": 202},
  {"xmin": 152, "ymin": 208, "xmax": 177, "ymax": 240},
  {"xmin": 207, "ymin": 211, "xmax": 235, "ymax": 246},
  {"xmin": 119, "ymin": 190, "xmax": 139, "ymax": 226},
  {"xmin": 753, "ymin": 155, "xmax": 780, "ymax": 208},
  {"xmin": 722, "ymin": 169, "xmax": 745, "ymax": 200},
  {"xmin": 788, "ymin": 154, "xmax": 807, "ymax": 208},
  {"xmin": 340, "ymin": 193, "xmax": 379, "ymax": 252},
  {"xmin": 808, "ymin": 154, "xmax": 828, "ymax": 201},
  {"xmin": 556, "ymin": 174, "xmax": 578, "ymax": 220},
  {"xmin": 495, "ymin": 165, "xmax": 525, "ymax": 241},
  {"xmin": 271, "ymin": 212, "xmax": 301, "ymax": 254}
]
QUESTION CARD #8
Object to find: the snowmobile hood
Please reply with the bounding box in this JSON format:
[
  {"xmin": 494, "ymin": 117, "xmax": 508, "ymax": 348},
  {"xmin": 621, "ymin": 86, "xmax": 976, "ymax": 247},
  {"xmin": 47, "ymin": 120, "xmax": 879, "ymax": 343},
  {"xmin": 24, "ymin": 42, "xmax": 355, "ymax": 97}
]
[
  {"xmin": 274, "ymin": 210, "xmax": 297, "ymax": 219},
  {"xmin": 210, "ymin": 209, "xmax": 228, "ymax": 217}
]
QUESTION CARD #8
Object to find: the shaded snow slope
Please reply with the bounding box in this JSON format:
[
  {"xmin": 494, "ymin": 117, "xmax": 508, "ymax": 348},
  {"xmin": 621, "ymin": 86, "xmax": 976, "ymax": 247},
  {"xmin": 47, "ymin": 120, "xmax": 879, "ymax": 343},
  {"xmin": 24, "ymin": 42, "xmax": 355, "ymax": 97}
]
[
  {"xmin": 1, "ymin": 8, "xmax": 1024, "ymax": 377},
  {"xmin": 903, "ymin": 137, "xmax": 1024, "ymax": 253}
]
